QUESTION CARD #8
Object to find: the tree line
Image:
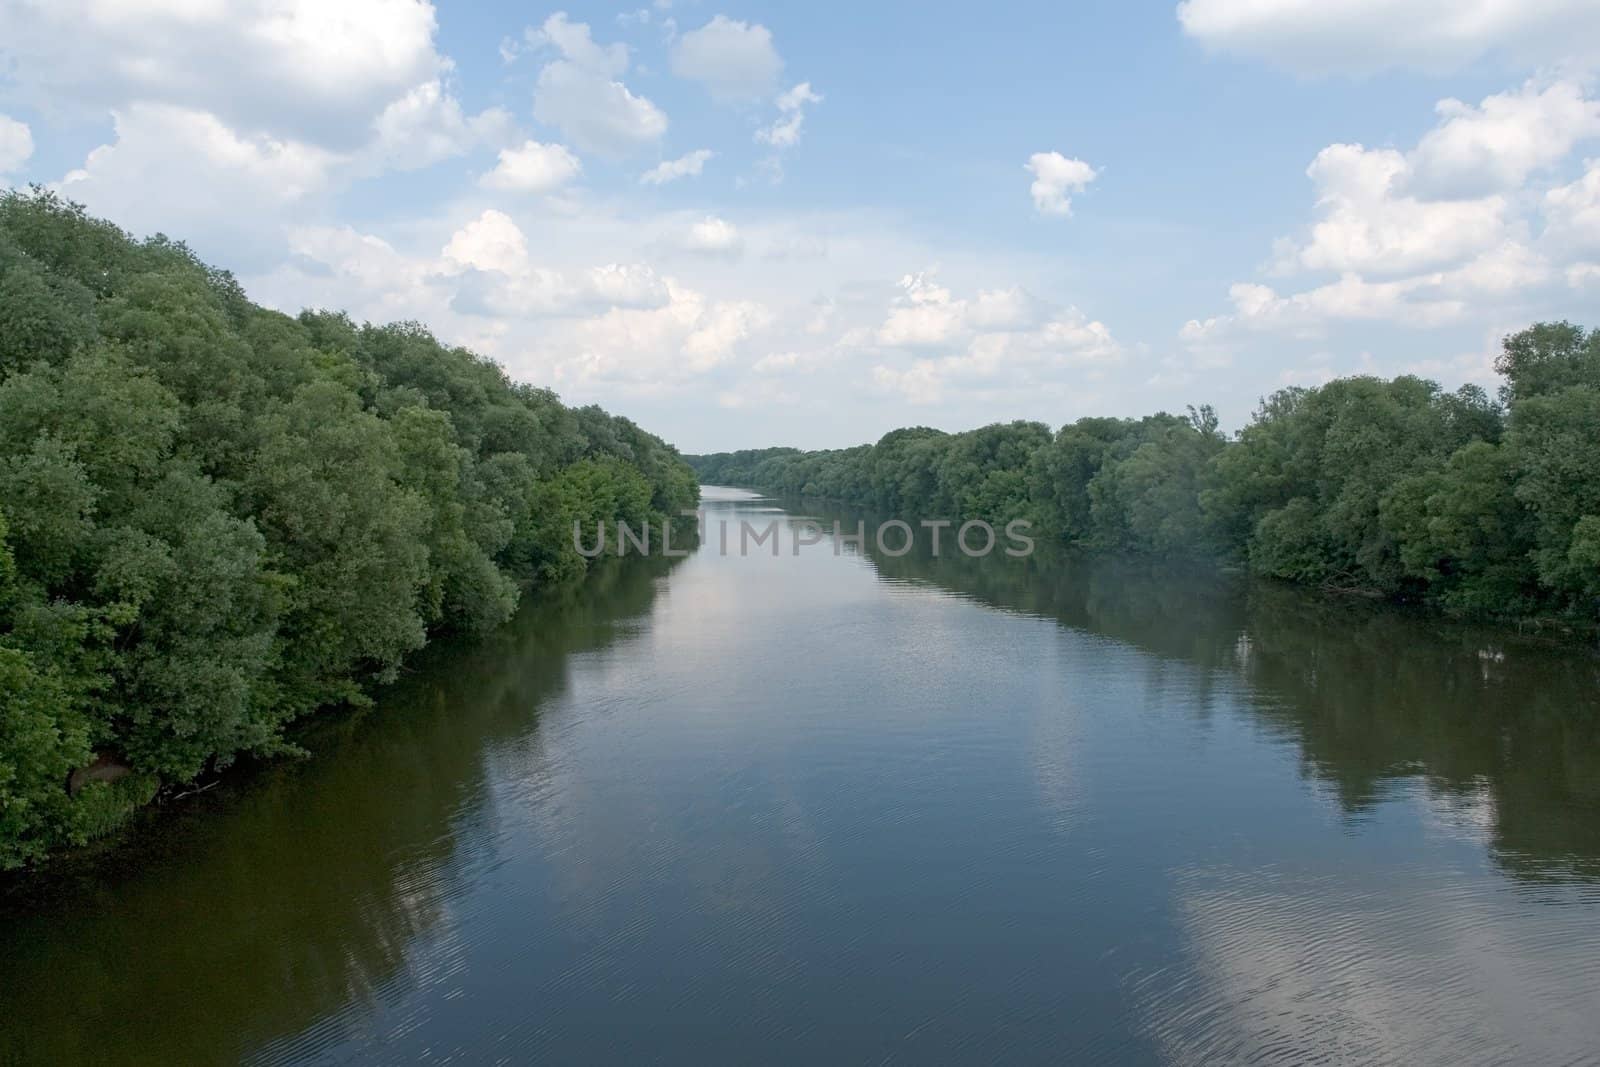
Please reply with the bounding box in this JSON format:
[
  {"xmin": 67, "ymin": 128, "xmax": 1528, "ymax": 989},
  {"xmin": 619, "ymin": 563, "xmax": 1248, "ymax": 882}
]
[
  {"xmin": 691, "ymin": 325, "xmax": 1600, "ymax": 626},
  {"xmin": 0, "ymin": 190, "xmax": 698, "ymax": 868}
]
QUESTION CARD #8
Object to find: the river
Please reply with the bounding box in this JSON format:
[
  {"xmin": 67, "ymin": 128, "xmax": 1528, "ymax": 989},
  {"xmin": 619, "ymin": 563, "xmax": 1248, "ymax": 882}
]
[{"xmin": 3, "ymin": 486, "xmax": 1599, "ymax": 1065}]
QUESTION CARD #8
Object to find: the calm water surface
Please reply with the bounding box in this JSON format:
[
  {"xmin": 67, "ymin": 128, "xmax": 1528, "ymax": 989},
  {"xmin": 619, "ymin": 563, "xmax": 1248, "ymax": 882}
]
[{"xmin": 4, "ymin": 487, "xmax": 1600, "ymax": 1065}]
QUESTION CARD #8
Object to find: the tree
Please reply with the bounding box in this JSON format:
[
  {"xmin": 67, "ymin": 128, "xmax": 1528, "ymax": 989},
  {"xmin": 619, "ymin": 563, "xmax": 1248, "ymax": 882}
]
[
  {"xmin": 1507, "ymin": 385, "xmax": 1600, "ymax": 609},
  {"xmin": 0, "ymin": 188, "xmax": 699, "ymax": 866}
]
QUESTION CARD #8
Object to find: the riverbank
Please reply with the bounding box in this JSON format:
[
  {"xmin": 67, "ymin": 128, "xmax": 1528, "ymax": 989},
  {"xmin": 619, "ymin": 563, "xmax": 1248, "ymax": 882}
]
[{"xmin": 708, "ymin": 481, "xmax": 1600, "ymax": 647}]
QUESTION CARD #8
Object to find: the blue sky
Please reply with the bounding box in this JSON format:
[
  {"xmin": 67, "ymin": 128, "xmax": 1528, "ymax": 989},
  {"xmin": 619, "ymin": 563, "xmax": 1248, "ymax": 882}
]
[{"xmin": 4, "ymin": 1, "xmax": 1600, "ymax": 451}]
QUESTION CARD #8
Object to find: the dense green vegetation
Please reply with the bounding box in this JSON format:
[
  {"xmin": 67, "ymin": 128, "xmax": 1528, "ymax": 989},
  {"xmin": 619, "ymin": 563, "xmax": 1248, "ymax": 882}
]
[
  {"xmin": 691, "ymin": 326, "xmax": 1600, "ymax": 625},
  {"xmin": 0, "ymin": 190, "xmax": 697, "ymax": 868}
]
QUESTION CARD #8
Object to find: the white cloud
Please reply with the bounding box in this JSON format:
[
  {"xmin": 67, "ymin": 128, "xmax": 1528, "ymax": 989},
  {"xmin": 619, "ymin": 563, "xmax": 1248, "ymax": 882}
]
[
  {"xmin": 529, "ymin": 13, "xmax": 667, "ymax": 157},
  {"xmin": 48, "ymin": 85, "xmax": 508, "ymax": 265},
  {"xmin": 870, "ymin": 363, "xmax": 946, "ymax": 405},
  {"xmin": 1406, "ymin": 81, "xmax": 1600, "ymax": 198},
  {"xmin": 534, "ymin": 63, "xmax": 667, "ymax": 157},
  {"xmin": 241, "ymin": 201, "xmax": 1136, "ymax": 440},
  {"xmin": 1026, "ymin": 152, "xmax": 1098, "ymax": 217},
  {"xmin": 1182, "ymin": 241, "xmax": 1551, "ymax": 345},
  {"xmin": 1176, "ymin": 0, "xmax": 1600, "ymax": 75},
  {"xmin": 0, "ymin": 0, "xmax": 452, "ymax": 149},
  {"xmin": 441, "ymin": 209, "xmax": 530, "ymax": 274},
  {"xmin": 670, "ymin": 16, "xmax": 783, "ymax": 101},
  {"xmin": 1566, "ymin": 261, "xmax": 1600, "ymax": 287},
  {"xmin": 1447, "ymin": 240, "xmax": 1551, "ymax": 293},
  {"xmin": 1288, "ymin": 143, "xmax": 1510, "ymax": 276},
  {"xmin": 1401, "ymin": 326, "xmax": 1510, "ymax": 387},
  {"xmin": 752, "ymin": 351, "xmax": 806, "ymax": 374},
  {"xmin": 870, "ymin": 270, "xmax": 1121, "ymax": 404},
  {"xmin": 970, "ymin": 286, "xmax": 1048, "ymax": 330},
  {"xmin": 716, "ymin": 378, "xmax": 801, "ymax": 410},
  {"xmin": 1185, "ymin": 76, "xmax": 1600, "ymax": 363},
  {"xmin": 564, "ymin": 282, "xmax": 771, "ymax": 382},
  {"xmin": 284, "ymin": 224, "xmax": 436, "ymax": 316},
  {"xmin": 1544, "ymin": 158, "xmax": 1600, "ymax": 250},
  {"xmin": 1266, "ymin": 82, "xmax": 1600, "ymax": 278},
  {"xmin": 6, "ymin": 0, "xmax": 509, "ymax": 264},
  {"xmin": 1184, "ymin": 277, "xmax": 1465, "ymax": 342},
  {"xmin": 877, "ymin": 272, "xmax": 966, "ymax": 347},
  {"xmin": 278, "ymin": 212, "xmax": 672, "ymax": 326},
  {"xmin": 683, "ymin": 300, "xmax": 771, "ymax": 369},
  {"xmin": 583, "ymin": 263, "xmax": 670, "ymax": 308},
  {"xmin": 641, "ymin": 148, "xmax": 714, "ymax": 184},
  {"xmin": 530, "ymin": 11, "xmax": 630, "ymax": 73},
  {"xmin": 756, "ymin": 82, "xmax": 822, "ymax": 149},
  {"xmin": 480, "ymin": 139, "xmax": 582, "ymax": 193},
  {"xmin": 367, "ymin": 79, "xmax": 514, "ymax": 172},
  {"xmin": 454, "ymin": 262, "xmax": 670, "ymax": 319},
  {"xmin": 682, "ymin": 215, "xmax": 743, "ymax": 255},
  {"xmin": 872, "ymin": 306, "xmax": 1121, "ymax": 407},
  {"xmin": 55, "ymin": 103, "xmax": 340, "ymax": 257},
  {"xmin": 0, "ymin": 114, "xmax": 33, "ymax": 173}
]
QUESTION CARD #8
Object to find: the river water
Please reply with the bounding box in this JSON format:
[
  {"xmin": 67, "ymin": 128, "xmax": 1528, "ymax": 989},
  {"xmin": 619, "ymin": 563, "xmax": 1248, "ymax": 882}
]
[{"xmin": 4, "ymin": 486, "xmax": 1599, "ymax": 1065}]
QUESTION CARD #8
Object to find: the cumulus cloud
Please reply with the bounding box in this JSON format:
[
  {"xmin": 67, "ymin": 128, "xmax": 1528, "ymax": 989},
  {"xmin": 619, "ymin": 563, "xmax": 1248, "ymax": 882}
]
[
  {"xmin": 871, "ymin": 270, "xmax": 1121, "ymax": 404},
  {"xmin": 1183, "ymin": 278, "xmax": 1464, "ymax": 343},
  {"xmin": 0, "ymin": 0, "xmax": 456, "ymax": 150},
  {"xmin": 969, "ymin": 286, "xmax": 1050, "ymax": 330},
  {"xmin": 1287, "ymin": 143, "xmax": 1510, "ymax": 276},
  {"xmin": 756, "ymin": 82, "xmax": 822, "ymax": 149},
  {"xmin": 752, "ymin": 351, "xmax": 808, "ymax": 374},
  {"xmin": 50, "ymin": 84, "xmax": 509, "ymax": 266},
  {"xmin": 434, "ymin": 211, "xmax": 673, "ymax": 323},
  {"xmin": 683, "ymin": 300, "xmax": 772, "ymax": 370},
  {"xmin": 681, "ymin": 215, "xmax": 743, "ymax": 255},
  {"xmin": 716, "ymin": 377, "xmax": 802, "ymax": 411},
  {"xmin": 1268, "ymin": 82, "xmax": 1600, "ymax": 277},
  {"xmin": 480, "ymin": 139, "xmax": 582, "ymax": 193},
  {"xmin": 1183, "ymin": 242, "xmax": 1552, "ymax": 346},
  {"xmin": 274, "ymin": 210, "xmax": 673, "ymax": 328},
  {"xmin": 641, "ymin": 148, "xmax": 714, "ymax": 184},
  {"xmin": 5, "ymin": 0, "xmax": 511, "ymax": 264},
  {"xmin": 670, "ymin": 16, "xmax": 783, "ymax": 101},
  {"xmin": 55, "ymin": 103, "xmax": 342, "ymax": 261},
  {"xmin": 244, "ymin": 202, "xmax": 1137, "ymax": 435},
  {"xmin": 1566, "ymin": 261, "xmax": 1600, "ymax": 287},
  {"xmin": 529, "ymin": 13, "xmax": 667, "ymax": 157},
  {"xmin": 441, "ymin": 209, "xmax": 531, "ymax": 274},
  {"xmin": 872, "ymin": 310, "xmax": 1121, "ymax": 406},
  {"xmin": 367, "ymin": 80, "xmax": 514, "ymax": 172},
  {"xmin": 1176, "ymin": 0, "xmax": 1600, "ymax": 76},
  {"xmin": 565, "ymin": 283, "xmax": 772, "ymax": 382},
  {"xmin": 1545, "ymin": 159, "xmax": 1600, "ymax": 250},
  {"xmin": 1183, "ymin": 78, "xmax": 1600, "ymax": 358},
  {"xmin": 280, "ymin": 224, "xmax": 439, "ymax": 319},
  {"xmin": 876, "ymin": 273, "xmax": 968, "ymax": 347},
  {"xmin": 1406, "ymin": 81, "xmax": 1600, "ymax": 198},
  {"xmin": 1026, "ymin": 152, "xmax": 1098, "ymax": 217},
  {"xmin": 0, "ymin": 115, "xmax": 33, "ymax": 173},
  {"xmin": 454, "ymin": 262, "xmax": 670, "ymax": 319}
]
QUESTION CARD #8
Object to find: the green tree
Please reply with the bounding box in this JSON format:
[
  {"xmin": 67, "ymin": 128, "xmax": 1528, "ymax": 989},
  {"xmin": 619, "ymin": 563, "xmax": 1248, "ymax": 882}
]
[{"xmin": 0, "ymin": 189, "xmax": 700, "ymax": 865}]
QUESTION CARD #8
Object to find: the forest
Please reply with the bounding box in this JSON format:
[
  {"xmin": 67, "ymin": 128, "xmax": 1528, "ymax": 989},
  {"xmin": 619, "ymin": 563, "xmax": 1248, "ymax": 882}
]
[
  {"xmin": 691, "ymin": 326, "xmax": 1600, "ymax": 626},
  {"xmin": 0, "ymin": 190, "xmax": 698, "ymax": 868}
]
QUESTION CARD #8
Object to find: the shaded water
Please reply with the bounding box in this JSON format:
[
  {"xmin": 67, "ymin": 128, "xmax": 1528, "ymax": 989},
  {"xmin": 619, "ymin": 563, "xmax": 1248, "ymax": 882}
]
[{"xmin": 4, "ymin": 487, "xmax": 1599, "ymax": 1064}]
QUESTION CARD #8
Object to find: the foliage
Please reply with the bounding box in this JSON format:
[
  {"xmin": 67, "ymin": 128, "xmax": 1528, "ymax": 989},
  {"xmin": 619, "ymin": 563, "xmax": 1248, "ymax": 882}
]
[
  {"xmin": 0, "ymin": 190, "xmax": 697, "ymax": 867},
  {"xmin": 690, "ymin": 330, "xmax": 1600, "ymax": 626}
]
